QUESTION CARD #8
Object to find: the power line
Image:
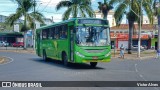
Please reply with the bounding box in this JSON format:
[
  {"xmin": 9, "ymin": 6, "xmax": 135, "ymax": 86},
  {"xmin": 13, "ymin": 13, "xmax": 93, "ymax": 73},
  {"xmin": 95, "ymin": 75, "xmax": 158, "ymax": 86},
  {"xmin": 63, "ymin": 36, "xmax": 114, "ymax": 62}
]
[{"xmin": 41, "ymin": 0, "xmax": 52, "ymax": 12}]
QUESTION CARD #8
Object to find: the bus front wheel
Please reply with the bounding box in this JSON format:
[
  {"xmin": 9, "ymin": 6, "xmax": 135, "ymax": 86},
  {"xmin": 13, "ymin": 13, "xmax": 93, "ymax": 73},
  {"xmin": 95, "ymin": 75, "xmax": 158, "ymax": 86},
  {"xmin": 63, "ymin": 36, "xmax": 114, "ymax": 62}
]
[
  {"xmin": 62, "ymin": 53, "xmax": 68, "ymax": 66},
  {"xmin": 90, "ymin": 62, "xmax": 97, "ymax": 67}
]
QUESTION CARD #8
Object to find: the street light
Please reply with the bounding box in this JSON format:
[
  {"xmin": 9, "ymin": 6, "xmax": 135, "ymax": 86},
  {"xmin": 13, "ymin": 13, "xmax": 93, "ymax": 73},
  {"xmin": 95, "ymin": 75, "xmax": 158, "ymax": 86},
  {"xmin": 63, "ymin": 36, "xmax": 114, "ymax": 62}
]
[{"xmin": 122, "ymin": 1, "xmax": 142, "ymax": 57}]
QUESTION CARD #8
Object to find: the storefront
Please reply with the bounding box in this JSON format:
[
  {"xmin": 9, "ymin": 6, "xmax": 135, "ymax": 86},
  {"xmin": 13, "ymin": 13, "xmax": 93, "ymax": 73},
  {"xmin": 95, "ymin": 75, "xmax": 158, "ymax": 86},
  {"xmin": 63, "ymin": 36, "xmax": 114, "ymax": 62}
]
[
  {"xmin": 0, "ymin": 32, "xmax": 23, "ymax": 46},
  {"xmin": 110, "ymin": 33, "xmax": 150, "ymax": 49}
]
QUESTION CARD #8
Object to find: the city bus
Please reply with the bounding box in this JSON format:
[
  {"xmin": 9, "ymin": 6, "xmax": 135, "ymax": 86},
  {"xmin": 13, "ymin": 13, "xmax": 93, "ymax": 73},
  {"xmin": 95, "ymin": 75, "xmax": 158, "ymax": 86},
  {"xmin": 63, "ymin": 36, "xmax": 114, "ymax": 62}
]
[{"xmin": 35, "ymin": 18, "xmax": 111, "ymax": 67}]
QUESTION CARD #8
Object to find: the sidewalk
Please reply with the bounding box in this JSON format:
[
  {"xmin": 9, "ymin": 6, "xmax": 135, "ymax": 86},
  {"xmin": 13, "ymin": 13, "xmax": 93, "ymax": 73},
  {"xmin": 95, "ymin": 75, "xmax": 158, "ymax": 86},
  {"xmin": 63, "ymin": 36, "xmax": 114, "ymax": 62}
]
[
  {"xmin": 0, "ymin": 48, "xmax": 35, "ymax": 54},
  {"xmin": 111, "ymin": 49, "xmax": 156, "ymax": 60}
]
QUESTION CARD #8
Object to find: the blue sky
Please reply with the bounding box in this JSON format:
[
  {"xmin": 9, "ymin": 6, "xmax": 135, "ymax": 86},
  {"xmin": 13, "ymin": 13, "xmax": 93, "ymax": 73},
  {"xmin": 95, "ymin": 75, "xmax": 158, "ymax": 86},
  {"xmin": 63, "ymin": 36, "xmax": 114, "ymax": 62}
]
[{"xmin": 0, "ymin": 0, "xmax": 104, "ymax": 22}]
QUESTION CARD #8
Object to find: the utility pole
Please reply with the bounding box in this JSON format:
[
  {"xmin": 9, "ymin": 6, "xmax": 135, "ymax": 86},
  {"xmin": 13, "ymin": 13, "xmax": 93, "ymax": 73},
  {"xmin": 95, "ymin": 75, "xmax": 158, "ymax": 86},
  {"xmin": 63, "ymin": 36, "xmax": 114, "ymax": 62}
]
[
  {"xmin": 158, "ymin": 0, "xmax": 160, "ymax": 51},
  {"xmin": 155, "ymin": 1, "xmax": 160, "ymax": 51},
  {"xmin": 33, "ymin": 0, "xmax": 36, "ymax": 50},
  {"xmin": 137, "ymin": 0, "xmax": 143, "ymax": 58},
  {"xmin": 158, "ymin": 15, "xmax": 160, "ymax": 50}
]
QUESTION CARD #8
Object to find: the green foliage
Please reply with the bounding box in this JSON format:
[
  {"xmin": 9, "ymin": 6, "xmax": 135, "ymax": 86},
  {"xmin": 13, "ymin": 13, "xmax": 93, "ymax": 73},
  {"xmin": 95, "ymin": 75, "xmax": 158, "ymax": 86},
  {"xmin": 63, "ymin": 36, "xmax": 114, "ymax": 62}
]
[
  {"xmin": 56, "ymin": 0, "xmax": 95, "ymax": 20},
  {"xmin": 153, "ymin": 0, "xmax": 160, "ymax": 16},
  {"xmin": 5, "ymin": 0, "xmax": 44, "ymax": 32},
  {"xmin": 98, "ymin": 0, "xmax": 116, "ymax": 19},
  {"xmin": 114, "ymin": 0, "xmax": 153, "ymax": 25}
]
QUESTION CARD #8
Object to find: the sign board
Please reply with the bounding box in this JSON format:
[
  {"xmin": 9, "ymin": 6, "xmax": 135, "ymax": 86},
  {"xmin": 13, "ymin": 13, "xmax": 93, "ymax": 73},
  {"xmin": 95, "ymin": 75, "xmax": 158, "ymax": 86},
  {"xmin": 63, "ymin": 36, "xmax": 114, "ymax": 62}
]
[
  {"xmin": 14, "ymin": 24, "xmax": 19, "ymax": 32},
  {"xmin": 78, "ymin": 19, "xmax": 108, "ymax": 25}
]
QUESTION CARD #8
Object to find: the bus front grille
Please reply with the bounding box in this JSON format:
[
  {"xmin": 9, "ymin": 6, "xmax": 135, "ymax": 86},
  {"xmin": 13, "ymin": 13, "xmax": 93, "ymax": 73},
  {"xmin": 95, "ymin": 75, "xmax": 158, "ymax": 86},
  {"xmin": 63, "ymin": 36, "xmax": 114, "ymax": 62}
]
[{"xmin": 84, "ymin": 49, "xmax": 105, "ymax": 53}]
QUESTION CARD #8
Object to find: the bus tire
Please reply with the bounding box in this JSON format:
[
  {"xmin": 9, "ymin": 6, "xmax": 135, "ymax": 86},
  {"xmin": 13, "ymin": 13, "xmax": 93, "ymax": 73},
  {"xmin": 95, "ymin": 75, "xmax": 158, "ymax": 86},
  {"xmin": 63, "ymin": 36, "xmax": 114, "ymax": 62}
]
[
  {"xmin": 43, "ymin": 50, "xmax": 48, "ymax": 61},
  {"xmin": 90, "ymin": 62, "xmax": 97, "ymax": 67},
  {"xmin": 62, "ymin": 53, "xmax": 68, "ymax": 66}
]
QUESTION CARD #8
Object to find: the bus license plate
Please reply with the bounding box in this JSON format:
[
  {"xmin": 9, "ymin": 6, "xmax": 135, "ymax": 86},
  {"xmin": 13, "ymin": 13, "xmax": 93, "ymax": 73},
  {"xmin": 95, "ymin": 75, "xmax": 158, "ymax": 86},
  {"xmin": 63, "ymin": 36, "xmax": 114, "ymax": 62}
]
[{"xmin": 92, "ymin": 56, "xmax": 98, "ymax": 59}]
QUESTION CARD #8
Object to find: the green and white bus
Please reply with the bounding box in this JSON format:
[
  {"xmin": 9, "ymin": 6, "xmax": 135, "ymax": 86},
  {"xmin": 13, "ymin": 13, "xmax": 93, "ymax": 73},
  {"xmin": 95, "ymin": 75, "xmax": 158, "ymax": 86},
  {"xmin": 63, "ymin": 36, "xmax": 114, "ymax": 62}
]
[{"xmin": 35, "ymin": 18, "xmax": 111, "ymax": 67}]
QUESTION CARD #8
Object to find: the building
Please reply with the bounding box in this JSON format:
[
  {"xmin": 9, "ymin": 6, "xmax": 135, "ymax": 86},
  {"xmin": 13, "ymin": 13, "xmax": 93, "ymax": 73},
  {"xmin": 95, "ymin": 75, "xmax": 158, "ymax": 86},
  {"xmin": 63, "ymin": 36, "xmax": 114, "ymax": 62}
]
[
  {"xmin": 0, "ymin": 14, "xmax": 53, "ymax": 47},
  {"xmin": 94, "ymin": 10, "xmax": 158, "ymax": 49},
  {"xmin": 110, "ymin": 24, "xmax": 154, "ymax": 49},
  {"xmin": 35, "ymin": 18, "xmax": 53, "ymax": 29},
  {"xmin": 26, "ymin": 18, "xmax": 53, "ymax": 47},
  {"xmin": 95, "ymin": 10, "xmax": 116, "ymax": 27},
  {"xmin": 0, "ymin": 15, "xmax": 23, "ymax": 46}
]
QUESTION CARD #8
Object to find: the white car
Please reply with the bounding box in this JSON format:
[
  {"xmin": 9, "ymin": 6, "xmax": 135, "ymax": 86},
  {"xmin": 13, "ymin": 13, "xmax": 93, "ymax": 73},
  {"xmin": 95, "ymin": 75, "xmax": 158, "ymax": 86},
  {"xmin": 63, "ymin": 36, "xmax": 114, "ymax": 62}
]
[
  {"xmin": 0, "ymin": 41, "xmax": 9, "ymax": 47},
  {"xmin": 132, "ymin": 45, "xmax": 145, "ymax": 51}
]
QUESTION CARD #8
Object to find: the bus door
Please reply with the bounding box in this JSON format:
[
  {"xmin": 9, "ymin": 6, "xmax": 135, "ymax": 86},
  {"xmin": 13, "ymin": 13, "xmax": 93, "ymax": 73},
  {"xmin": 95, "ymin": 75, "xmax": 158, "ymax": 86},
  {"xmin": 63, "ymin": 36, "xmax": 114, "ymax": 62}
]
[
  {"xmin": 37, "ymin": 33, "xmax": 41, "ymax": 56},
  {"xmin": 69, "ymin": 26, "xmax": 74, "ymax": 62}
]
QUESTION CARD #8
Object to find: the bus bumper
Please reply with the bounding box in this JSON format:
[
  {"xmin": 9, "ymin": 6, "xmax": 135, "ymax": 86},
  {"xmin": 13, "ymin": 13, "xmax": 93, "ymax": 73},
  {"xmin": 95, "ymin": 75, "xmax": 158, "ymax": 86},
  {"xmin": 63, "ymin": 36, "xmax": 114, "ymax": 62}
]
[
  {"xmin": 74, "ymin": 54, "xmax": 111, "ymax": 63},
  {"xmin": 82, "ymin": 59, "xmax": 111, "ymax": 63}
]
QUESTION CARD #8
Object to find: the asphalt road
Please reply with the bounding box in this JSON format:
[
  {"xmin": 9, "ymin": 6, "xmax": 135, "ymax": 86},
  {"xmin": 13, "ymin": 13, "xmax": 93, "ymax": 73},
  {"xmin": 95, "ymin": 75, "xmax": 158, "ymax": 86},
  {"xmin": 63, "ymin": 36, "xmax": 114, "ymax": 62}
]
[{"xmin": 0, "ymin": 51, "xmax": 160, "ymax": 90}]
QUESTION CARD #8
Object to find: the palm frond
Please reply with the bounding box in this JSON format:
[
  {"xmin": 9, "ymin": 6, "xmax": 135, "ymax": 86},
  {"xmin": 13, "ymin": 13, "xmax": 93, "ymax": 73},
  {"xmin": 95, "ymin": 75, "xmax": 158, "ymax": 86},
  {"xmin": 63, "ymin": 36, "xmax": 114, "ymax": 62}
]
[
  {"xmin": 62, "ymin": 7, "xmax": 72, "ymax": 20},
  {"xmin": 30, "ymin": 11, "xmax": 44, "ymax": 24},
  {"xmin": 5, "ymin": 7, "xmax": 23, "ymax": 26},
  {"xmin": 109, "ymin": 0, "xmax": 120, "ymax": 5},
  {"xmin": 82, "ymin": 5, "xmax": 95, "ymax": 17},
  {"xmin": 114, "ymin": 1, "xmax": 128, "ymax": 25},
  {"xmin": 55, "ymin": 1, "xmax": 72, "ymax": 11},
  {"xmin": 72, "ymin": 5, "xmax": 78, "ymax": 18},
  {"xmin": 143, "ymin": 0, "xmax": 154, "ymax": 24},
  {"xmin": 79, "ymin": 5, "xmax": 86, "ymax": 17}
]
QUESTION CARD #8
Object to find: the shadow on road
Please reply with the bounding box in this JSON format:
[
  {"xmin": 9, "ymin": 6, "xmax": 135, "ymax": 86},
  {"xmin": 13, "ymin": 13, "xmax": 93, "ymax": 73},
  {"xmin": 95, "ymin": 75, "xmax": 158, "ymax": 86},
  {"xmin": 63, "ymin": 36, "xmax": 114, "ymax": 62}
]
[{"xmin": 30, "ymin": 58, "xmax": 104, "ymax": 70}]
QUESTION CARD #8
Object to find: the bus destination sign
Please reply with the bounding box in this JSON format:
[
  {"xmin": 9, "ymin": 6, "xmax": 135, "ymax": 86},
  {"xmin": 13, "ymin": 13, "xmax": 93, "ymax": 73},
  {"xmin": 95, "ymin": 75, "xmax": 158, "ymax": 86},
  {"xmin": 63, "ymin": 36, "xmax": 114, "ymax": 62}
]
[{"xmin": 78, "ymin": 19, "xmax": 108, "ymax": 25}]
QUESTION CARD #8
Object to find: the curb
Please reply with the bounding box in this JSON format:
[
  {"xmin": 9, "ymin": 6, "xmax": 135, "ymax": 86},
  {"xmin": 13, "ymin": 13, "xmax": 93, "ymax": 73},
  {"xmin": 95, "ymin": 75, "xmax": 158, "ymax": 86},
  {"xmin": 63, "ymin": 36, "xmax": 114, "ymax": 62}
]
[{"xmin": 111, "ymin": 56, "xmax": 155, "ymax": 60}]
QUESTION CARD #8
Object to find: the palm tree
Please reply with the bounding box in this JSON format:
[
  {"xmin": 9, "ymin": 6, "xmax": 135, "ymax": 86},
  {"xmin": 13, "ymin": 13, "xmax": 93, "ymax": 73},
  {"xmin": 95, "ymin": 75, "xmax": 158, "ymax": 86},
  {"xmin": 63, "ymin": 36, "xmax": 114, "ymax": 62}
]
[
  {"xmin": 153, "ymin": 0, "xmax": 160, "ymax": 50},
  {"xmin": 97, "ymin": 0, "xmax": 116, "ymax": 19},
  {"xmin": 6, "ymin": 0, "xmax": 44, "ymax": 49},
  {"xmin": 56, "ymin": 0, "xmax": 95, "ymax": 20},
  {"xmin": 114, "ymin": 0, "xmax": 153, "ymax": 54}
]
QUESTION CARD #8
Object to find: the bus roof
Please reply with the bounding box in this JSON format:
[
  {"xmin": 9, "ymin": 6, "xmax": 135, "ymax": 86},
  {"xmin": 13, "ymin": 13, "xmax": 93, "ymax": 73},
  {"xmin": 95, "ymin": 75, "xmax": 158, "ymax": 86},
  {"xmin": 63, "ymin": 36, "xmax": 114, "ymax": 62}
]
[{"xmin": 36, "ymin": 18, "xmax": 108, "ymax": 30}]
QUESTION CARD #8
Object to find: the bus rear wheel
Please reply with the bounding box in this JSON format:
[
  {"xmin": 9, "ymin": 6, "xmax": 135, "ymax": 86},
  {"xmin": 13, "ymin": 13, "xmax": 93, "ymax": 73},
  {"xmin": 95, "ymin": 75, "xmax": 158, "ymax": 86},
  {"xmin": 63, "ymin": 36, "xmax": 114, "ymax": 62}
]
[
  {"xmin": 43, "ymin": 50, "xmax": 48, "ymax": 61},
  {"xmin": 62, "ymin": 53, "xmax": 68, "ymax": 66},
  {"xmin": 90, "ymin": 62, "xmax": 97, "ymax": 67}
]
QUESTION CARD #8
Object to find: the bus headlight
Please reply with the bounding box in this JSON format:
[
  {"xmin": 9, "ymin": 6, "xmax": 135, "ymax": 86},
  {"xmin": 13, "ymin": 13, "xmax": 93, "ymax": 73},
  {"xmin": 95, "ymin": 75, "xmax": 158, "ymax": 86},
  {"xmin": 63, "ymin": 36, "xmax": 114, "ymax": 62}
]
[
  {"xmin": 76, "ymin": 52, "xmax": 85, "ymax": 58},
  {"xmin": 105, "ymin": 52, "xmax": 111, "ymax": 57}
]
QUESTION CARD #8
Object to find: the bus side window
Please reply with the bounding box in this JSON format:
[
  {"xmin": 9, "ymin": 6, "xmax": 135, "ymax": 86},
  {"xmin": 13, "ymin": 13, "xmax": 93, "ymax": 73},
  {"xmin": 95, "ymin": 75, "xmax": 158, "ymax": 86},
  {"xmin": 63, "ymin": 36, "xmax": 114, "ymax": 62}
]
[
  {"xmin": 55, "ymin": 26, "xmax": 60, "ymax": 39},
  {"xmin": 48, "ymin": 28, "xmax": 52, "ymax": 39},
  {"xmin": 42, "ymin": 30, "xmax": 47, "ymax": 39},
  {"xmin": 60, "ymin": 25, "xmax": 67, "ymax": 39},
  {"xmin": 42, "ymin": 29, "xmax": 49, "ymax": 40},
  {"xmin": 50, "ymin": 27, "xmax": 55, "ymax": 39}
]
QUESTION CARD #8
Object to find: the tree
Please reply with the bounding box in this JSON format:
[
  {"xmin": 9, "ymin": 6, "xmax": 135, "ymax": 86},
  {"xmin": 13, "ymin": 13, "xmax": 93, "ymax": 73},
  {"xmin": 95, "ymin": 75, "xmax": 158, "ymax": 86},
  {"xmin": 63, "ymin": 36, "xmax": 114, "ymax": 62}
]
[
  {"xmin": 6, "ymin": 0, "xmax": 44, "ymax": 49},
  {"xmin": 97, "ymin": 0, "xmax": 115, "ymax": 19},
  {"xmin": 153, "ymin": 0, "xmax": 160, "ymax": 50},
  {"xmin": 56, "ymin": 0, "xmax": 95, "ymax": 20},
  {"xmin": 114, "ymin": 0, "xmax": 153, "ymax": 54}
]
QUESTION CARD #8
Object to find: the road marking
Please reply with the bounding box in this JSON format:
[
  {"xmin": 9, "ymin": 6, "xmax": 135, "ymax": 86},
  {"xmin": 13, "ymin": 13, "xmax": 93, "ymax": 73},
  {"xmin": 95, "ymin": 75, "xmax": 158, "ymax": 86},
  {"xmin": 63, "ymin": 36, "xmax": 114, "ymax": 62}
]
[
  {"xmin": 139, "ymin": 74, "xmax": 147, "ymax": 81},
  {"xmin": 0, "ymin": 56, "xmax": 13, "ymax": 65},
  {"xmin": 135, "ymin": 64, "xmax": 160, "ymax": 90},
  {"xmin": 135, "ymin": 64, "xmax": 138, "ymax": 72}
]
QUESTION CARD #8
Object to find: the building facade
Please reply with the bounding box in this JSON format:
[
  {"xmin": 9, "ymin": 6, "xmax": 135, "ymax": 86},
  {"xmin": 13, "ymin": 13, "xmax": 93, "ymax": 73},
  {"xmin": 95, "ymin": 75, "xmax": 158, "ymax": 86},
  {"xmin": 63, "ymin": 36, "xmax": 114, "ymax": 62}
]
[
  {"xmin": 110, "ymin": 24, "xmax": 154, "ymax": 49},
  {"xmin": 0, "ymin": 15, "xmax": 53, "ymax": 47},
  {"xmin": 95, "ymin": 10, "xmax": 116, "ymax": 27}
]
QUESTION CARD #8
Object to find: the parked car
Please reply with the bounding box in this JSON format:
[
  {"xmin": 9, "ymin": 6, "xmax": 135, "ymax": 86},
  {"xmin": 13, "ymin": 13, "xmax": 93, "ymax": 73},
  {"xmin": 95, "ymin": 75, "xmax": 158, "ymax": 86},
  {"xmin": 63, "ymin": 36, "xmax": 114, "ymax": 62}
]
[
  {"xmin": 132, "ymin": 45, "xmax": 145, "ymax": 51},
  {"xmin": 0, "ymin": 41, "xmax": 9, "ymax": 47},
  {"xmin": 12, "ymin": 42, "xmax": 24, "ymax": 47},
  {"xmin": 142, "ymin": 45, "xmax": 148, "ymax": 49}
]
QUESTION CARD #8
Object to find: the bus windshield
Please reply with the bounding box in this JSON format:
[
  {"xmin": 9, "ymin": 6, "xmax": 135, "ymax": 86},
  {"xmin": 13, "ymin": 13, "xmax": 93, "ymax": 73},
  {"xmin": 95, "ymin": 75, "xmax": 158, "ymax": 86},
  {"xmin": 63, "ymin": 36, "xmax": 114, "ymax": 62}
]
[{"xmin": 76, "ymin": 26, "xmax": 110, "ymax": 46}]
